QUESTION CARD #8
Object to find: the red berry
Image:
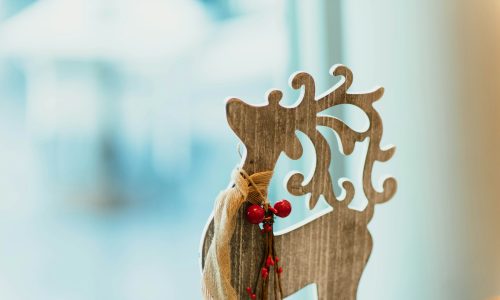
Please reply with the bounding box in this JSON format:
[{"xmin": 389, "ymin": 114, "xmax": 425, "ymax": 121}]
[
  {"xmin": 246, "ymin": 204, "xmax": 265, "ymax": 224},
  {"xmin": 275, "ymin": 256, "xmax": 279, "ymax": 263},
  {"xmin": 274, "ymin": 199, "xmax": 292, "ymax": 218},
  {"xmin": 263, "ymin": 223, "xmax": 272, "ymax": 232},
  {"xmin": 246, "ymin": 287, "xmax": 252, "ymax": 294},
  {"xmin": 251, "ymin": 294, "xmax": 256, "ymax": 299},
  {"xmin": 261, "ymin": 267, "xmax": 269, "ymax": 279},
  {"xmin": 277, "ymin": 267, "xmax": 283, "ymax": 274},
  {"xmin": 266, "ymin": 255, "xmax": 274, "ymax": 267}
]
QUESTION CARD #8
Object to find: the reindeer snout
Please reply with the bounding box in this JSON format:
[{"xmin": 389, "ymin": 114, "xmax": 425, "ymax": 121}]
[
  {"xmin": 226, "ymin": 98, "xmax": 245, "ymax": 130},
  {"xmin": 226, "ymin": 98, "xmax": 255, "ymax": 141},
  {"xmin": 225, "ymin": 98, "xmax": 241, "ymax": 119}
]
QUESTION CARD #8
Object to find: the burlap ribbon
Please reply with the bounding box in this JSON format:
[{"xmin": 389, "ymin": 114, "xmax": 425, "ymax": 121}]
[{"xmin": 202, "ymin": 168, "xmax": 273, "ymax": 300}]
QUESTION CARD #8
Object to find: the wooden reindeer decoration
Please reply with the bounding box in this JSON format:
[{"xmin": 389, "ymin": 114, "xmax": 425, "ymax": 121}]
[{"xmin": 201, "ymin": 65, "xmax": 396, "ymax": 299}]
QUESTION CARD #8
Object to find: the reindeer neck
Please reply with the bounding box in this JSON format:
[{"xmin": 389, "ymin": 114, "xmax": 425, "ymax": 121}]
[{"xmin": 241, "ymin": 148, "xmax": 280, "ymax": 175}]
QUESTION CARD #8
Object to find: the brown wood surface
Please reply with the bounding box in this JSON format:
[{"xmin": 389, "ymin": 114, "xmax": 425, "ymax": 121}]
[{"xmin": 201, "ymin": 65, "xmax": 396, "ymax": 299}]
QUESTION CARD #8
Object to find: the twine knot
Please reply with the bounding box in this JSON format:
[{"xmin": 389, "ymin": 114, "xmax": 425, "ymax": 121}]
[{"xmin": 233, "ymin": 169, "xmax": 273, "ymax": 205}]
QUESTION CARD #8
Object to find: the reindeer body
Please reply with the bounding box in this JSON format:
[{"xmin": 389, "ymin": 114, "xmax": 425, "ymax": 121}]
[
  {"xmin": 202, "ymin": 204, "xmax": 373, "ymax": 299},
  {"xmin": 201, "ymin": 65, "xmax": 396, "ymax": 299}
]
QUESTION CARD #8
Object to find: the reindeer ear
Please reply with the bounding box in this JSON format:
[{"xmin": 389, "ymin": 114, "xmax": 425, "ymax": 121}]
[{"xmin": 283, "ymin": 132, "xmax": 302, "ymax": 160}]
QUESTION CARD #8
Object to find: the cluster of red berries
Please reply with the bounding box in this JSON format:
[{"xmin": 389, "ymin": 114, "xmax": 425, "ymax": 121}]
[
  {"xmin": 245, "ymin": 287, "xmax": 256, "ymax": 299},
  {"xmin": 245, "ymin": 199, "xmax": 292, "ymax": 225},
  {"xmin": 261, "ymin": 255, "xmax": 283, "ymax": 279},
  {"xmin": 246, "ymin": 255, "xmax": 283, "ymax": 299},
  {"xmin": 245, "ymin": 199, "xmax": 290, "ymax": 299}
]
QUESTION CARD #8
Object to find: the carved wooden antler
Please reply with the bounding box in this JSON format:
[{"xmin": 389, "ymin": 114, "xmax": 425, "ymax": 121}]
[
  {"xmin": 202, "ymin": 65, "xmax": 396, "ymax": 299},
  {"xmin": 285, "ymin": 65, "xmax": 396, "ymax": 216}
]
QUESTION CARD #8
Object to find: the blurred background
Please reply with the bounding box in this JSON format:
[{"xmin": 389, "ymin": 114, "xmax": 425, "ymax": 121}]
[{"xmin": 0, "ymin": 0, "xmax": 499, "ymax": 299}]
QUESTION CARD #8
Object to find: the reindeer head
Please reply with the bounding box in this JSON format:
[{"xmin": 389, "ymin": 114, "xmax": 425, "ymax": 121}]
[
  {"xmin": 226, "ymin": 90, "xmax": 302, "ymax": 175},
  {"xmin": 225, "ymin": 65, "xmax": 396, "ymax": 215}
]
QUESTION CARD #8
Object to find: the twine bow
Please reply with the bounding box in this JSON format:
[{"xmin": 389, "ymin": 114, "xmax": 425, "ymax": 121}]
[{"xmin": 202, "ymin": 168, "xmax": 273, "ymax": 300}]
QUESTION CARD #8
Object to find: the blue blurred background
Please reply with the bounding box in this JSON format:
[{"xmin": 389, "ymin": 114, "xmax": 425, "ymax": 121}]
[{"xmin": 0, "ymin": 0, "xmax": 499, "ymax": 299}]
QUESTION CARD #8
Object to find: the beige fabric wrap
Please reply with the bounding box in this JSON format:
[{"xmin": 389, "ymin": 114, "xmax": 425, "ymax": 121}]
[{"xmin": 202, "ymin": 169, "xmax": 273, "ymax": 300}]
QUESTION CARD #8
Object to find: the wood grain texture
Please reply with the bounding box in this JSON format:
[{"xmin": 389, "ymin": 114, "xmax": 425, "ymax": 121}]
[{"xmin": 201, "ymin": 65, "xmax": 396, "ymax": 299}]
